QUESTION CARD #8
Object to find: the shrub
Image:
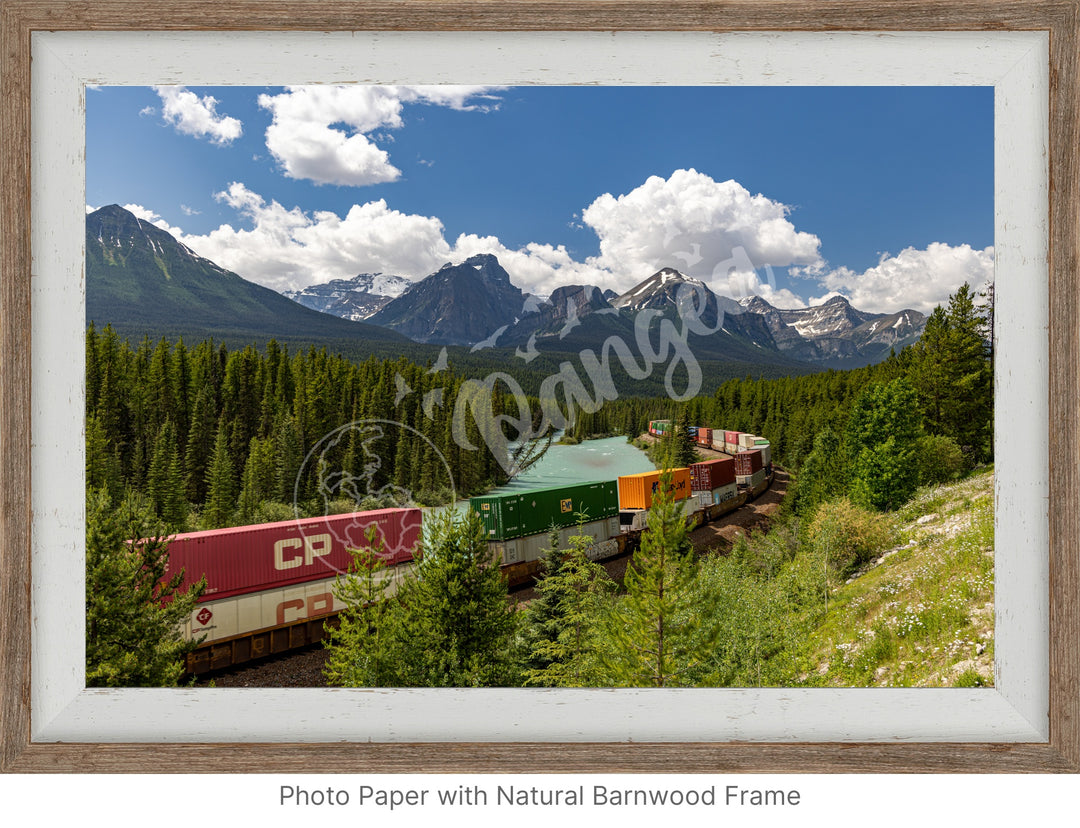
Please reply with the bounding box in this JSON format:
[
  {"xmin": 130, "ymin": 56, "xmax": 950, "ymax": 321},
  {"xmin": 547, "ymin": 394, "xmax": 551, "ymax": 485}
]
[
  {"xmin": 254, "ymin": 500, "xmax": 296, "ymax": 523},
  {"xmin": 916, "ymin": 434, "xmax": 967, "ymax": 486},
  {"xmin": 808, "ymin": 498, "xmax": 893, "ymax": 579},
  {"xmin": 954, "ymin": 668, "xmax": 987, "ymax": 688}
]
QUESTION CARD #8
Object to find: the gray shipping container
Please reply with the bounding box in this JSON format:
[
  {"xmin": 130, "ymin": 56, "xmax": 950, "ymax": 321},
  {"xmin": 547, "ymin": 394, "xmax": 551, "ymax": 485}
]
[
  {"xmin": 490, "ymin": 517, "xmax": 618, "ymax": 566},
  {"xmin": 736, "ymin": 469, "xmax": 768, "ymax": 489}
]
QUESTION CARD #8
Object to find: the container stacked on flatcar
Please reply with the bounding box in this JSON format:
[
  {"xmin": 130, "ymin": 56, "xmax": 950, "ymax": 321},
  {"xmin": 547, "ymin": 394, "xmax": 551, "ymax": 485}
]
[
  {"xmin": 734, "ymin": 448, "xmax": 767, "ymax": 489},
  {"xmin": 169, "ymin": 508, "xmax": 422, "ymax": 673},
  {"xmin": 724, "ymin": 430, "xmax": 742, "ymax": 455},
  {"xmin": 617, "ymin": 467, "xmax": 692, "ymax": 532},
  {"xmin": 695, "ymin": 427, "xmax": 713, "ymax": 448},
  {"xmin": 689, "ymin": 457, "xmax": 738, "ymax": 506},
  {"xmin": 470, "ymin": 480, "xmax": 620, "ymax": 567},
  {"xmin": 647, "ymin": 419, "xmax": 671, "ymax": 437}
]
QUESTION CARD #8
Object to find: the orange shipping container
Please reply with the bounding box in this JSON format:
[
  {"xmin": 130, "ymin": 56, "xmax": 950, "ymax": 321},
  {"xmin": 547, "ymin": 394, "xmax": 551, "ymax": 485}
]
[{"xmin": 617, "ymin": 468, "xmax": 692, "ymax": 510}]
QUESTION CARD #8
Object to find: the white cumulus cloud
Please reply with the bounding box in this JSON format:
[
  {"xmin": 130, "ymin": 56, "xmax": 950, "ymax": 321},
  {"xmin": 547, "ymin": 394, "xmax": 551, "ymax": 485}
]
[
  {"xmin": 172, "ymin": 183, "xmax": 452, "ymax": 293},
  {"xmin": 581, "ymin": 168, "xmax": 823, "ymax": 295},
  {"xmin": 121, "ymin": 203, "xmax": 185, "ymax": 236},
  {"xmin": 140, "ymin": 171, "xmax": 982, "ymax": 318},
  {"xmin": 147, "ymin": 171, "xmax": 826, "ymax": 301},
  {"xmin": 154, "ymin": 86, "xmax": 242, "ymax": 145},
  {"xmin": 803, "ymin": 243, "xmax": 995, "ymax": 314},
  {"xmin": 258, "ymin": 85, "xmax": 500, "ymax": 187}
]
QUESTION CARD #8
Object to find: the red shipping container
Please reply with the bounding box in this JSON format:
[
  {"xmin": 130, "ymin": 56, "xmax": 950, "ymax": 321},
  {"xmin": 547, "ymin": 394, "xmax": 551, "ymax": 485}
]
[
  {"xmin": 164, "ymin": 509, "xmax": 422, "ymax": 601},
  {"xmin": 690, "ymin": 457, "xmax": 736, "ymax": 490},
  {"xmin": 724, "ymin": 430, "xmax": 741, "ymax": 445},
  {"xmin": 734, "ymin": 449, "xmax": 764, "ymax": 476},
  {"xmin": 696, "ymin": 427, "xmax": 712, "ymax": 446}
]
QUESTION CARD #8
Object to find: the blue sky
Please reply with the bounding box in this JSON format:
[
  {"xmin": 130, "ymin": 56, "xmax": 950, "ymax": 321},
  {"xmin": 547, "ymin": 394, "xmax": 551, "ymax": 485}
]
[{"xmin": 87, "ymin": 85, "xmax": 994, "ymax": 313}]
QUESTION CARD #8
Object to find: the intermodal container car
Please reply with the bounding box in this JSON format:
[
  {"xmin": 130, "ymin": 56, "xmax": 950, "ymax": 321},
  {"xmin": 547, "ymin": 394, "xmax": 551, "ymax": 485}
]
[
  {"xmin": 734, "ymin": 449, "xmax": 764, "ymax": 476},
  {"xmin": 617, "ymin": 468, "xmax": 692, "ymax": 510},
  {"xmin": 724, "ymin": 430, "xmax": 741, "ymax": 445},
  {"xmin": 696, "ymin": 427, "xmax": 713, "ymax": 447},
  {"xmin": 489, "ymin": 516, "xmax": 621, "ymax": 566},
  {"xmin": 690, "ymin": 457, "xmax": 736, "ymax": 491},
  {"xmin": 470, "ymin": 480, "xmax": 619, "ymax": 541},
  {"xmin": 737, "ymin": 469, "xmax": 768, "ymax": 489},
  {"xmin": 165, "ymin": 508, "xmax": 423, "ymax": 602}
]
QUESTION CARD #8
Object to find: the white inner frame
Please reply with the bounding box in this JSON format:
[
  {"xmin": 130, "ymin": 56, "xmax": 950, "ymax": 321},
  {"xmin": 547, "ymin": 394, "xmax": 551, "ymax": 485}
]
[{"xmin": 29, "ymin": 30, "xmax": 1048, "ymax": 743}]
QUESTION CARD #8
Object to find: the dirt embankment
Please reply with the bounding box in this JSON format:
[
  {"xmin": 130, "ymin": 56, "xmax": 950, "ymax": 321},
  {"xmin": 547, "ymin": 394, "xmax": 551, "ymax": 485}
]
[{"xmin": 688, "ymin": 467, "xmax": 790, "ymax": 555}]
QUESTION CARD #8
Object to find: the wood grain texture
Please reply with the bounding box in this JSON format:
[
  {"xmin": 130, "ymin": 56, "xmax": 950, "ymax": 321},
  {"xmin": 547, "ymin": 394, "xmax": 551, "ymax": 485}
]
[
  {"xmin": 1, "ymin": 0, "xmax": 1078, "ymax": 32},
  {"xmin": 0, "ymin": 0, "xmax": 33, "ymax": 774},
  {"xmin": 2, "ymin": 0, "xmax": 1078, "ymax": 774},
  {"xmin": 1048, "ymin": 0, "xmax": 1080, "ymax": 772},
  {"xmin": 4, "ymin": 740, "xmax": 1079, "ymax": 774}
]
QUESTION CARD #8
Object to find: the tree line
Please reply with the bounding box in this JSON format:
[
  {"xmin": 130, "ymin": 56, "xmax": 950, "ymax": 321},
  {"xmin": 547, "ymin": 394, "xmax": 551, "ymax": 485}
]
[{"xmin": 85, "ymin": 324, "xmax": 532, "ymax": 533}]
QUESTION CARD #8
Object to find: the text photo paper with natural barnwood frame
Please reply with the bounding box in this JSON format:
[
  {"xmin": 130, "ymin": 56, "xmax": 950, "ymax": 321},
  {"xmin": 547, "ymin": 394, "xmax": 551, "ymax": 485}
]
[{"xmin": 1, "ymin": 1, "xmax": 1077, "ymax": 774}]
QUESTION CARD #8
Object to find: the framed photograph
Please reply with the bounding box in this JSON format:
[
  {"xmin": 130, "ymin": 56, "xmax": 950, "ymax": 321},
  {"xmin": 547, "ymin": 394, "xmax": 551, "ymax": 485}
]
[{"xmin": 2, "ymin": 1, "xmax": 1077, "ymax": 773}]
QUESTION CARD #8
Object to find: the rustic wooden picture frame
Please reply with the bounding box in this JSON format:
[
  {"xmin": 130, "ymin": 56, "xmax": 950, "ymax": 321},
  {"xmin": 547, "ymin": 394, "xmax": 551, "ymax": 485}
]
[{"xmin": 1, "ymin": 0, "xmax": 1077, "ymax": 773}]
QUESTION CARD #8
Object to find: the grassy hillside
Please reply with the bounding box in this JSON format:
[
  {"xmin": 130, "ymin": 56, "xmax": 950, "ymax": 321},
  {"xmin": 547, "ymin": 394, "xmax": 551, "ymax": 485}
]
[{"xmin": 799, "ymin": 468, "xmax": 995, "ymax": 687}]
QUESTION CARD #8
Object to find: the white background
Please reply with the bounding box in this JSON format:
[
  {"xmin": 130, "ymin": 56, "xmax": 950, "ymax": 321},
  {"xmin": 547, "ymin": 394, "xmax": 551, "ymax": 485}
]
[{"xmin": 2, "ymin": 773, "xmax": 1079, "ymax": 825}]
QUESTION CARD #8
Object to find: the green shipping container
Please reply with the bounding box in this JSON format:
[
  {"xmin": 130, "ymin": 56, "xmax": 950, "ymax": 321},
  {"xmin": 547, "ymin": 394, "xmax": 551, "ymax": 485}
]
[{"xmin": 469, "ymin": 480, "xmax": 619, "ymax": 541}]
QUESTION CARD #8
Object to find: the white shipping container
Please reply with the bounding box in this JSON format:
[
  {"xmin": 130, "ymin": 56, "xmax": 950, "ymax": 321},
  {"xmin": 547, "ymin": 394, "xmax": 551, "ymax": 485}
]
[
  {"xmin": 620, "ymin": 509, "xmax": 649, "ymax": 532},
  {"xmin": 711, "ymin": 434, "xmax": 726, "ymax": 451},
  {"xmin": 740, "ymin": 434, "xmax": 757, "ymax": 448},
  {"xmin": 714, "ymin": 483, "xmax": 738, "ymax": 503},
  {"xmin": 558, "ymin": 517, "xmax": 616, "ymax": 549},
  {"xmin": 183, "ymin": 565, "xmax": 412, "ymax": 643},
  {"xmin": 724, "ymin": 442, "xmax": 739, "ymax": 455}
]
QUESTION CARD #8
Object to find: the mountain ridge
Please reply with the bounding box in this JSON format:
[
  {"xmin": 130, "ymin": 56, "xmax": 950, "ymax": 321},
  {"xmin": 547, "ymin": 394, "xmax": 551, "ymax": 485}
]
[{"xmin": 85, "ymin": 204, "xmax": 410, "ymax": 348}]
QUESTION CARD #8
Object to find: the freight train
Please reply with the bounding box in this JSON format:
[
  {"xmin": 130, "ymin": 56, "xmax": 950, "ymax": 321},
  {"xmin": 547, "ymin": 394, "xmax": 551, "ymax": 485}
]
[{"xmin": 172, "ymin": 434, "xmax": 773, "ymax": 675}]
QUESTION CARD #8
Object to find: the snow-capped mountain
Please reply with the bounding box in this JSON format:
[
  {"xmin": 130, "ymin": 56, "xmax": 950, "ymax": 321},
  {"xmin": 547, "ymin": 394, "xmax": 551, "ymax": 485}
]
[
  {"xmin": 615, "ymin": 267, "xmax": 746, "ymax": 320},
  {"xmin": 283, "ymin": 272, "xmax": 413, "ymax": 321},
  {"xmin": 294, "ymin": 254, "xmax": 925, "ymax": 368},
  {"xmin": 739, "ymin": 294, "xmax": 925, "ymax": 363},
  {"xmin": 366, "ymin": 254, "xmax": 527, "ymax": 346}
]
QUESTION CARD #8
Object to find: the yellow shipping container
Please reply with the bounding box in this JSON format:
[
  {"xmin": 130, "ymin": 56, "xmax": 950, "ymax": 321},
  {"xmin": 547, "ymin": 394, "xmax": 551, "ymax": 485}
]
[{"xmin": 617, "ymin": 468, "xmax": 692, "ymax": 510}]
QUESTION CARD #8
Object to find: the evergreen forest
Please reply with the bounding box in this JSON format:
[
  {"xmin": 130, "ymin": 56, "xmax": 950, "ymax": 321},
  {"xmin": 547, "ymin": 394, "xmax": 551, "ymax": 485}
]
[{"xmin": 85, "ymin": 284, "xmax": 993, "ymax": 687}]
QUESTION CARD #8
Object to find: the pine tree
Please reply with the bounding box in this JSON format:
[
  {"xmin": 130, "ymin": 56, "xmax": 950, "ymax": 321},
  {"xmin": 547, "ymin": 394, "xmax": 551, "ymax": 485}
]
[
  {"xmin": 203, "ymin": 417, "xmax": 236, "ymax": 528},
  {"xmin": 596, "ymin": 473, "xmax": 711, "ymax": 686},
  {"xmin": 237, "ymin": 435, "xmax": 278, "ymax": 521},
  {"xmin": 85, "ymin": 487, "xmax": 206, "ymax": 686},
  {"xmin": 791, "ymin": 427, "xmax": 848, "ymax": 516},
  {"xmin": 86, "ymin": 413, "xmax": 123, "ymax": 501},
  {"xmin": 146, "ymin": 419, "xmax": 187, "ymax": 530},
  {"xmin": 523, "ymin": 529, "xmax": 614, "ymax": 687},
  {"xmin": 910, "ymin": 284, "xmax": 993, "ymax": 461},
  {"xmin": 322, "ymin": 527, "xmax": 403, "ymax": 687},
  {"xmin": 184, "ymin": 384, "xmax": 217, "ymax": 503},
  {"xmin": 389, "ymin": 508, "xmax": 521, "ymax": 686},
  {"xmin": 274, "ymin": 410, "xmax": 305, "ymax": 505}
]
